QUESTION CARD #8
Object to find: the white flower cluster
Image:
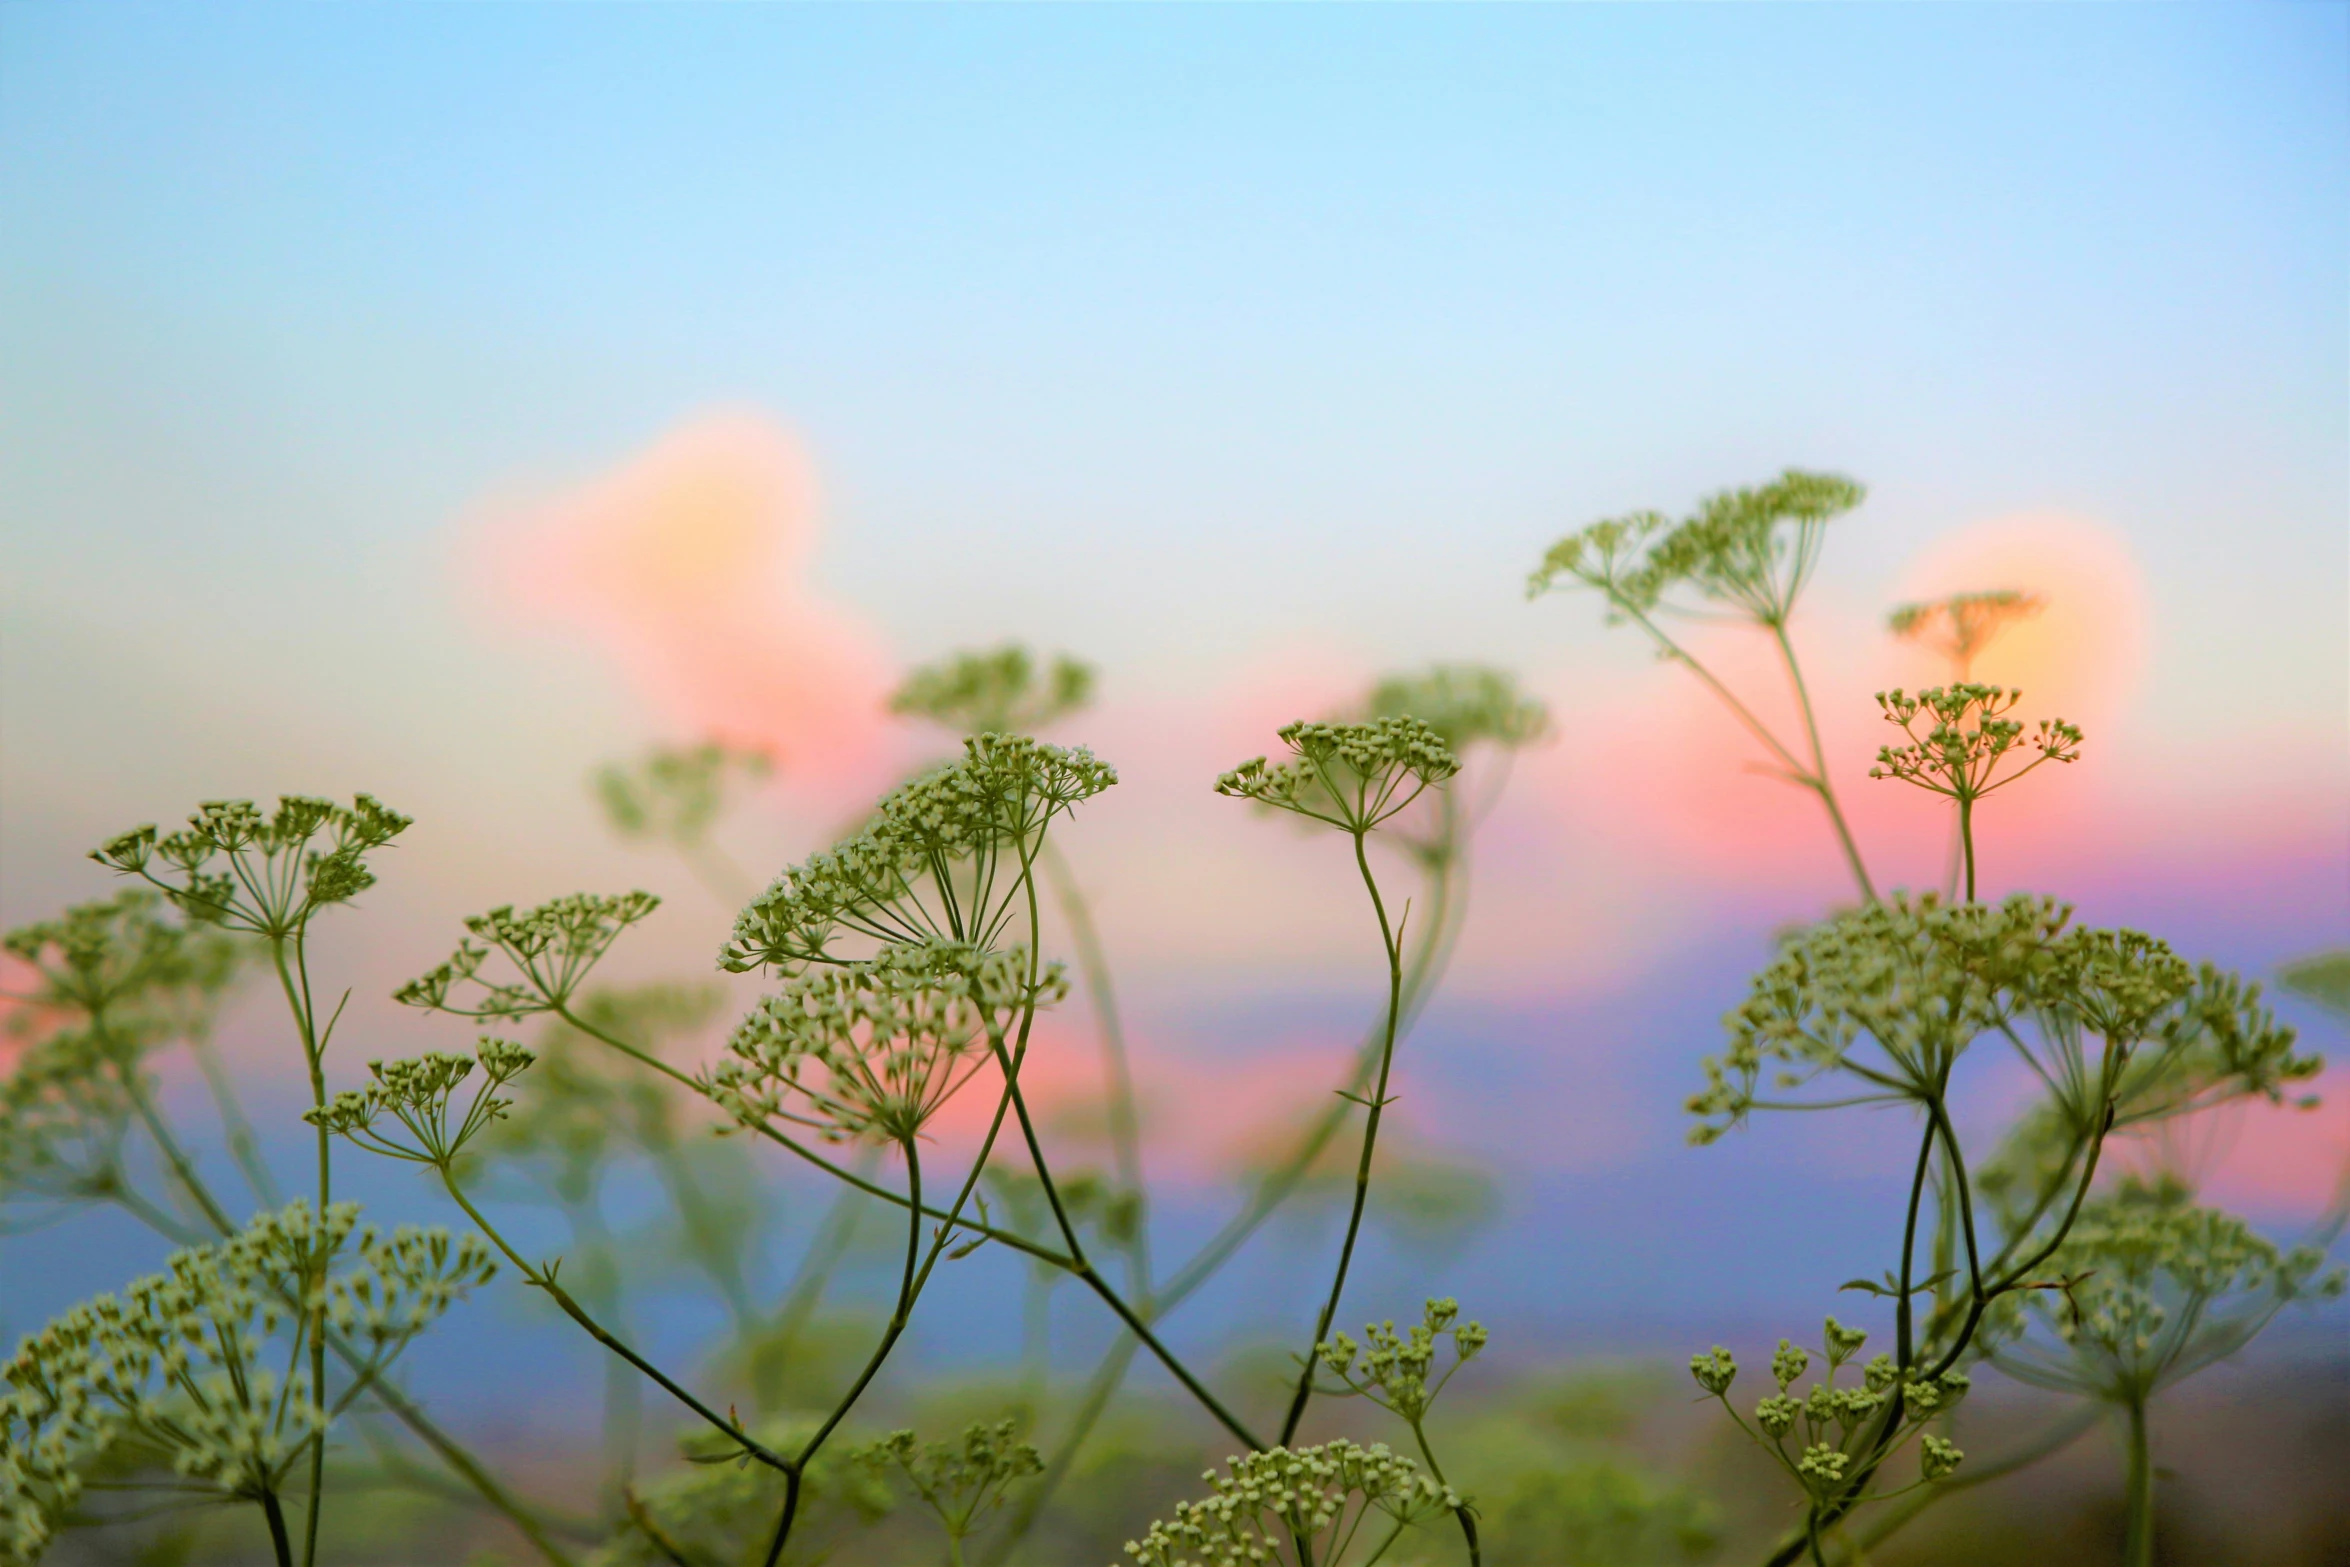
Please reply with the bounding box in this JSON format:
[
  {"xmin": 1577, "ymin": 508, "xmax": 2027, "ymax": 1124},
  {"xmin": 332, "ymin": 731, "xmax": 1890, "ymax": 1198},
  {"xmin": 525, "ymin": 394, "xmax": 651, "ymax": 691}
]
[
  {"xmin": 1984, "ymin": 1178, "xmax": 2346, "ymax": 1403},
  {"xmin": 1214, "ymin": 719, "xmax": 1460, "ymax": 834},
  {"xmin": 710, "ymin": 942, "xmax": 1062, "ymax": 1143},
  {"xmin": 1120, "ymin": 1441, "xmax": 1459, "ymax": 1567},
  {"xmin": 890, "ymin": 645, "xmax": 1096, "ymax": 736},
  {"xmin": 722, "ymin": 735, "xmax": 1116, "ymax": 973},
  {"xmin": 396, "ymin": 891, "xmax": 663, "ymax": 1023},
  {"xmin": 1315, "ymin": 1297, "xmax": 1488, "ymax": 1424},
  {"xmin": 90, "ymin": 795, "xmax": 410, "ymax": 934},
  {"xmin": 1, "ymin": 1201, "xmax": 491, "ymax": 1563}
]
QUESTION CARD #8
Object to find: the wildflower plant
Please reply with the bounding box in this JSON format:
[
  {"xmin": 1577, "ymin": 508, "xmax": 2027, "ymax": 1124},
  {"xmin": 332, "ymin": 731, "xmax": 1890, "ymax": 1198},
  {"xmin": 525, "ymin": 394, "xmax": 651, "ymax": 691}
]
[
  {"xmin": 889, "ymin": 644, "xmax": 1095, "ymax": 735},
  {"xmin": 1887, "ymin": 590, "xmax": 2045, "ymax": 682},
  {"xmin": 1687, "ymin": 1318, "xmax": 1970, "ymax": 1547},
  {"xmin": 710, "ymin": 942, "xmax": 1061, "ymax": 1146},
  {"xmin": 1978, "ymin": 1177, "xmax": 2346, "ymax": 1567},
  {"xmin": 1121, "ymin": 1441, "xmax": 1463, "ymax": 1567},
  {"xmin": 0, "ymin": 1201, "xmax": 491, "ymax": 1565},
  {"xmin": 1868, "ymin": 686, "xmax": 2082, "ymax": 900},
  {"xmin": 13, "ymin": 465, "xmax": 2340, "ymax": 1567},
  {"xmin": 852, "ymin": 1420, "xmax": 1043, "ymax": 1564},
  {"xmin": 721, "ymin": 735, "xmax": 1116, "ymax": 973},
  {"xmin": 1529, "ymin": 470, "xmax": 1876, "ymax": 899}
]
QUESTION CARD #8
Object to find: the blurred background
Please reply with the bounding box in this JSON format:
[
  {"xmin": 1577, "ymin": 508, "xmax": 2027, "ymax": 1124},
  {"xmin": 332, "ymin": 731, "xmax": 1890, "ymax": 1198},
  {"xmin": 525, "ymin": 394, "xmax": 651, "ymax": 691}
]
[{"xmin": 3, "ymin": 5, "xmax": 2344, "ymax": 1563}]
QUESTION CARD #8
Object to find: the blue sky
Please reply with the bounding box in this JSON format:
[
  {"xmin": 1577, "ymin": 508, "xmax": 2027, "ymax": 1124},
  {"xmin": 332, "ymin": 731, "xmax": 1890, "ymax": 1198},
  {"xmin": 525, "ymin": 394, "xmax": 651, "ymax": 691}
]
[{"xmin": 3, "ymin": 2, "xmax": 2346, "ymax": 1384}]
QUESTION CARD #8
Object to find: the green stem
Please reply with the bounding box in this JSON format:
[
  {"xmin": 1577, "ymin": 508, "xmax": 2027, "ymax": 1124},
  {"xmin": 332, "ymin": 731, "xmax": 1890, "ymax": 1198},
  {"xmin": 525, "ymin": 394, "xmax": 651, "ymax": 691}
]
[
  {"xmin": 187, "ymin": 1028, "xmax": 282, "ymax": 1207},
  {"xmin": 1040, "ymin": 840, "xmax": 1152, "ymax": 1294},
  {"xmin": 1278, "ymin": 828, "xmax": 1406, "ymax": 1446},
  {"xmin": 436, "ymin": 1169, "xmax": 789, "ymax": 1473},
  {"xmin": 1770, "ymin": 620, "xmax": 1876, "ymax": 905},
  {"xmin": 260, "ymin": 1488, "xmax": 296, "ymax": 1567},
  {"xmin": 2123, "ymin": 1395, "xmax": 2156, "ymax": 1567},
  {"xmin": 1408, "ymin": 1422, "xmax": 1481, "ymax": 1567},
  {"xmin": 266, "ymin": 931, "xmax": 331, "ymax": 1567},
  {"xmin": 986, "ymin": 845, "xmax": 1464, "ymax": 1566},
  {"xmin": 1958, "ymin": 793, "xmax": 1977, "ymax": 904}
]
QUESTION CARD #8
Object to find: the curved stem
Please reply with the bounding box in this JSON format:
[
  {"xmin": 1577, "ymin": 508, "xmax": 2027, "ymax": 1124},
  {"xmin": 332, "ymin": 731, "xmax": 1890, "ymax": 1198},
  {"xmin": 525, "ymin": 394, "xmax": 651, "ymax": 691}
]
[
  {"xmin": 762, "ymin": 1139, "xmax": 929, "ymax": 1561},
  {"xmin": 556, "ymin": 1004, "xmax": 1073, "ymax": 1271},
  {"xmin": 1040, "ymin": 841, "xmax": 1151, "ymax": 1294},
  {"xmin": 259, "ymin": 1488, "xmax": 296, "ymax": 1567},
  {"xmin": 435, "ymin": 1169, "xmax": 789, "ymax": 1474},
  {"xmin": 1278, "ymin": 828, "xmax": 1406, "ymax": 1446},
  {"xmin": 987, "ymin": 844, "xmax": 1465, "ymax": 1565},
  {"xmin": 1407, "ymin": 1422, "xmax": 1481, "ymax": 1567}
]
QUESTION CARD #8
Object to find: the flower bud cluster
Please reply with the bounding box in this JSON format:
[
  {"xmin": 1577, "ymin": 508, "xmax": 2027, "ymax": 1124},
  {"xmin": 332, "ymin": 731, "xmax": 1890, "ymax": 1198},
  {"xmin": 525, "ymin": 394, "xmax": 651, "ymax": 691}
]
[
  {"xmin": 722, "ymin": 736, "xmax": 1116, "ymax": 973},
  {"xmin": 1315, "ymin": 1296, "xmax": 1489, "ymax": 1424},
  {"xmin": 710, "ymin": 943, "xmax": 1061, "ymax": 1144},
  {"xmin": 1869, "ymin": 685, "xmax": 2082, "ymax": 803},
  {"xmin": 1687, "ymin": 1318, "xmax": 1969, "ymax": 1504},
  {"xmin": 0, "ymin": 1028, "xmax": 141, "ymax": 1218},
  {"xmin": 1215, "ymin": 718, "xmax": 1460, "ymax": 834},
  {"xmin": 1684, "ymin": 895, "xmax": 2294, "ymax": 1145},
  {"xmin": 1363, "ymin": 666, "xmax": 1548, "ymax": 754},
  {"xmin": 1983, "ymin": 1178, "xmax": 2346, "ymax": 1402},
  {"xmin": 90, "ymin": 795, "xmax": 410, "ymax": 936},
  {"xmin": 1120, "ymin": 1441, "xmax": 1461, "ymax": 1567},
  {"xmin": 594, "ymin": 742, "xmax": 770, "ymax": 848},
  {"xmin": 1528, "ymin": 469, "xmax": 1862, "ymax": 628},
  {"xmin": 307, "ymin": 1038, "xmax": 539, "ymax": 1166},
  {"xmin": 1886, "ymin": 591, "xmax": 2045, "ymax": 673},
  {"xmin": 890, "ymin": 645, "xmax": 1096, "ymax": 736},
  {"xmin": 395, "ymin": 892, "xmax": 662, "ymax": 1023},
  {"xmin": 2, "ymin": 1202, "xmax": 489, "ymax": 1555},
  {"xmin": 1688, "ymin": 895, "xmax": 2068, "ymax": 1141},
  {"xmin": 853, "ymin": 1419, "xmax": 1042, "ymax": 1540}
]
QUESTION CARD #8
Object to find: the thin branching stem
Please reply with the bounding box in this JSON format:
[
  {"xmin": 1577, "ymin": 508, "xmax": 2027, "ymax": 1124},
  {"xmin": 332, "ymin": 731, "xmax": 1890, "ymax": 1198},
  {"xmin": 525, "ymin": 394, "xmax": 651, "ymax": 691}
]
[{"xmin": 1278, "ymin": 828, "xmax": 1407, "ymax": 1446}]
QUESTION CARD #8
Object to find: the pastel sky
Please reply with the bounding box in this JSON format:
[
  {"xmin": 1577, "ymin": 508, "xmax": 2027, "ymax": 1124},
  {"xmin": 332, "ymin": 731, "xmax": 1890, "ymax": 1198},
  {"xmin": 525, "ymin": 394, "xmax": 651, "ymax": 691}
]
[{"xmin": 3, "ymin": 4, "xmax": 2345, "ymax": 1352}]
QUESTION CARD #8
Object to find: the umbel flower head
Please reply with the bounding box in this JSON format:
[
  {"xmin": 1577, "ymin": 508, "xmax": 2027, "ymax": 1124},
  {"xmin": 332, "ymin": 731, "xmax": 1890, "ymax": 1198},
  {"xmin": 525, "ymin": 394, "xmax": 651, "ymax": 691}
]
[
  {"xmin": 306, "ymin": 1037, "xmax": 539, "ymax": 1167},
  {"xmin": 721, "ymin": 734, "xmax": 1116, "ymax": 973},
  {"xmin": 1362, "ymin": 665, "xmax": 1548, "ymax": 756},
  {"xmin": 4, "ymin": 891, "xmax": 197, "ymax": 1025},
  {"xmin": 89, "ymin": 795, "xmax": 411, "ymax": 936},
  {"xmin": 0, "ymin": 1201, "xmax": 491, "ymax": 1558},
  {"xmin": 1678, "ymin": 895, "xmax": 2304, "ymax": 1146},
  {"xmin": 891, "ymin": 644, "xmax": 1096, "ymax": 736},
  {"xmin": 1982, "ymin": 1176, "xmax": 2347, "ymax": 1405},
  {"xmin": 1528, "ymin": 468, "xmax": 1863, "ymax": 627},
  {"xmin": 1315, "ymin": 1296, "xmax": 1490, "ymax": 1424},
  {"xmin": 1120, "ymin": 1440, "xmax": 1462, "ymax": 1567},
  {"xmin": 395, "ymin": 892, "xmax": 662, "ymax": 1023},
  {"xmin": 709, "ymin": 942, "xmax": 1063, "ymax": 1144},
  {"xmin": 595, "ymin": 742, "xmax": 771, "ymax": 849},
  {"xmin": 1888, "ymin": 590, "xmax": 2046, "ymax": 676},
  {"xmin": 1870, "ymin": 685, "xmax": 2082, "ymax": 804},
  {"xmin": 852, "ymin": 1420, "xmax": 1043, "ymax": 1544},
  {"xmin": 0, "ymin": 1028, "xmax": 142, "ymax": 1228},
  {"xmin": 1688, "ymin": 1316, "xmax": 1969, "ymax": 1507},
  {"xmin": 1215, "ymin": 718, "xmax": 1460, "ymax": 834}
]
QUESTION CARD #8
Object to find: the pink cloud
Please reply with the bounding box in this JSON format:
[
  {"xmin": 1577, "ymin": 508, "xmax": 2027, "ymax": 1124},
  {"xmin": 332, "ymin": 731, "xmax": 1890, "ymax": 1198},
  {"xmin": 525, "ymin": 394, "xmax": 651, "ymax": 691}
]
[{"xmin": 459, "ymin": 411, "xmax": 898, "ymax": 804}]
